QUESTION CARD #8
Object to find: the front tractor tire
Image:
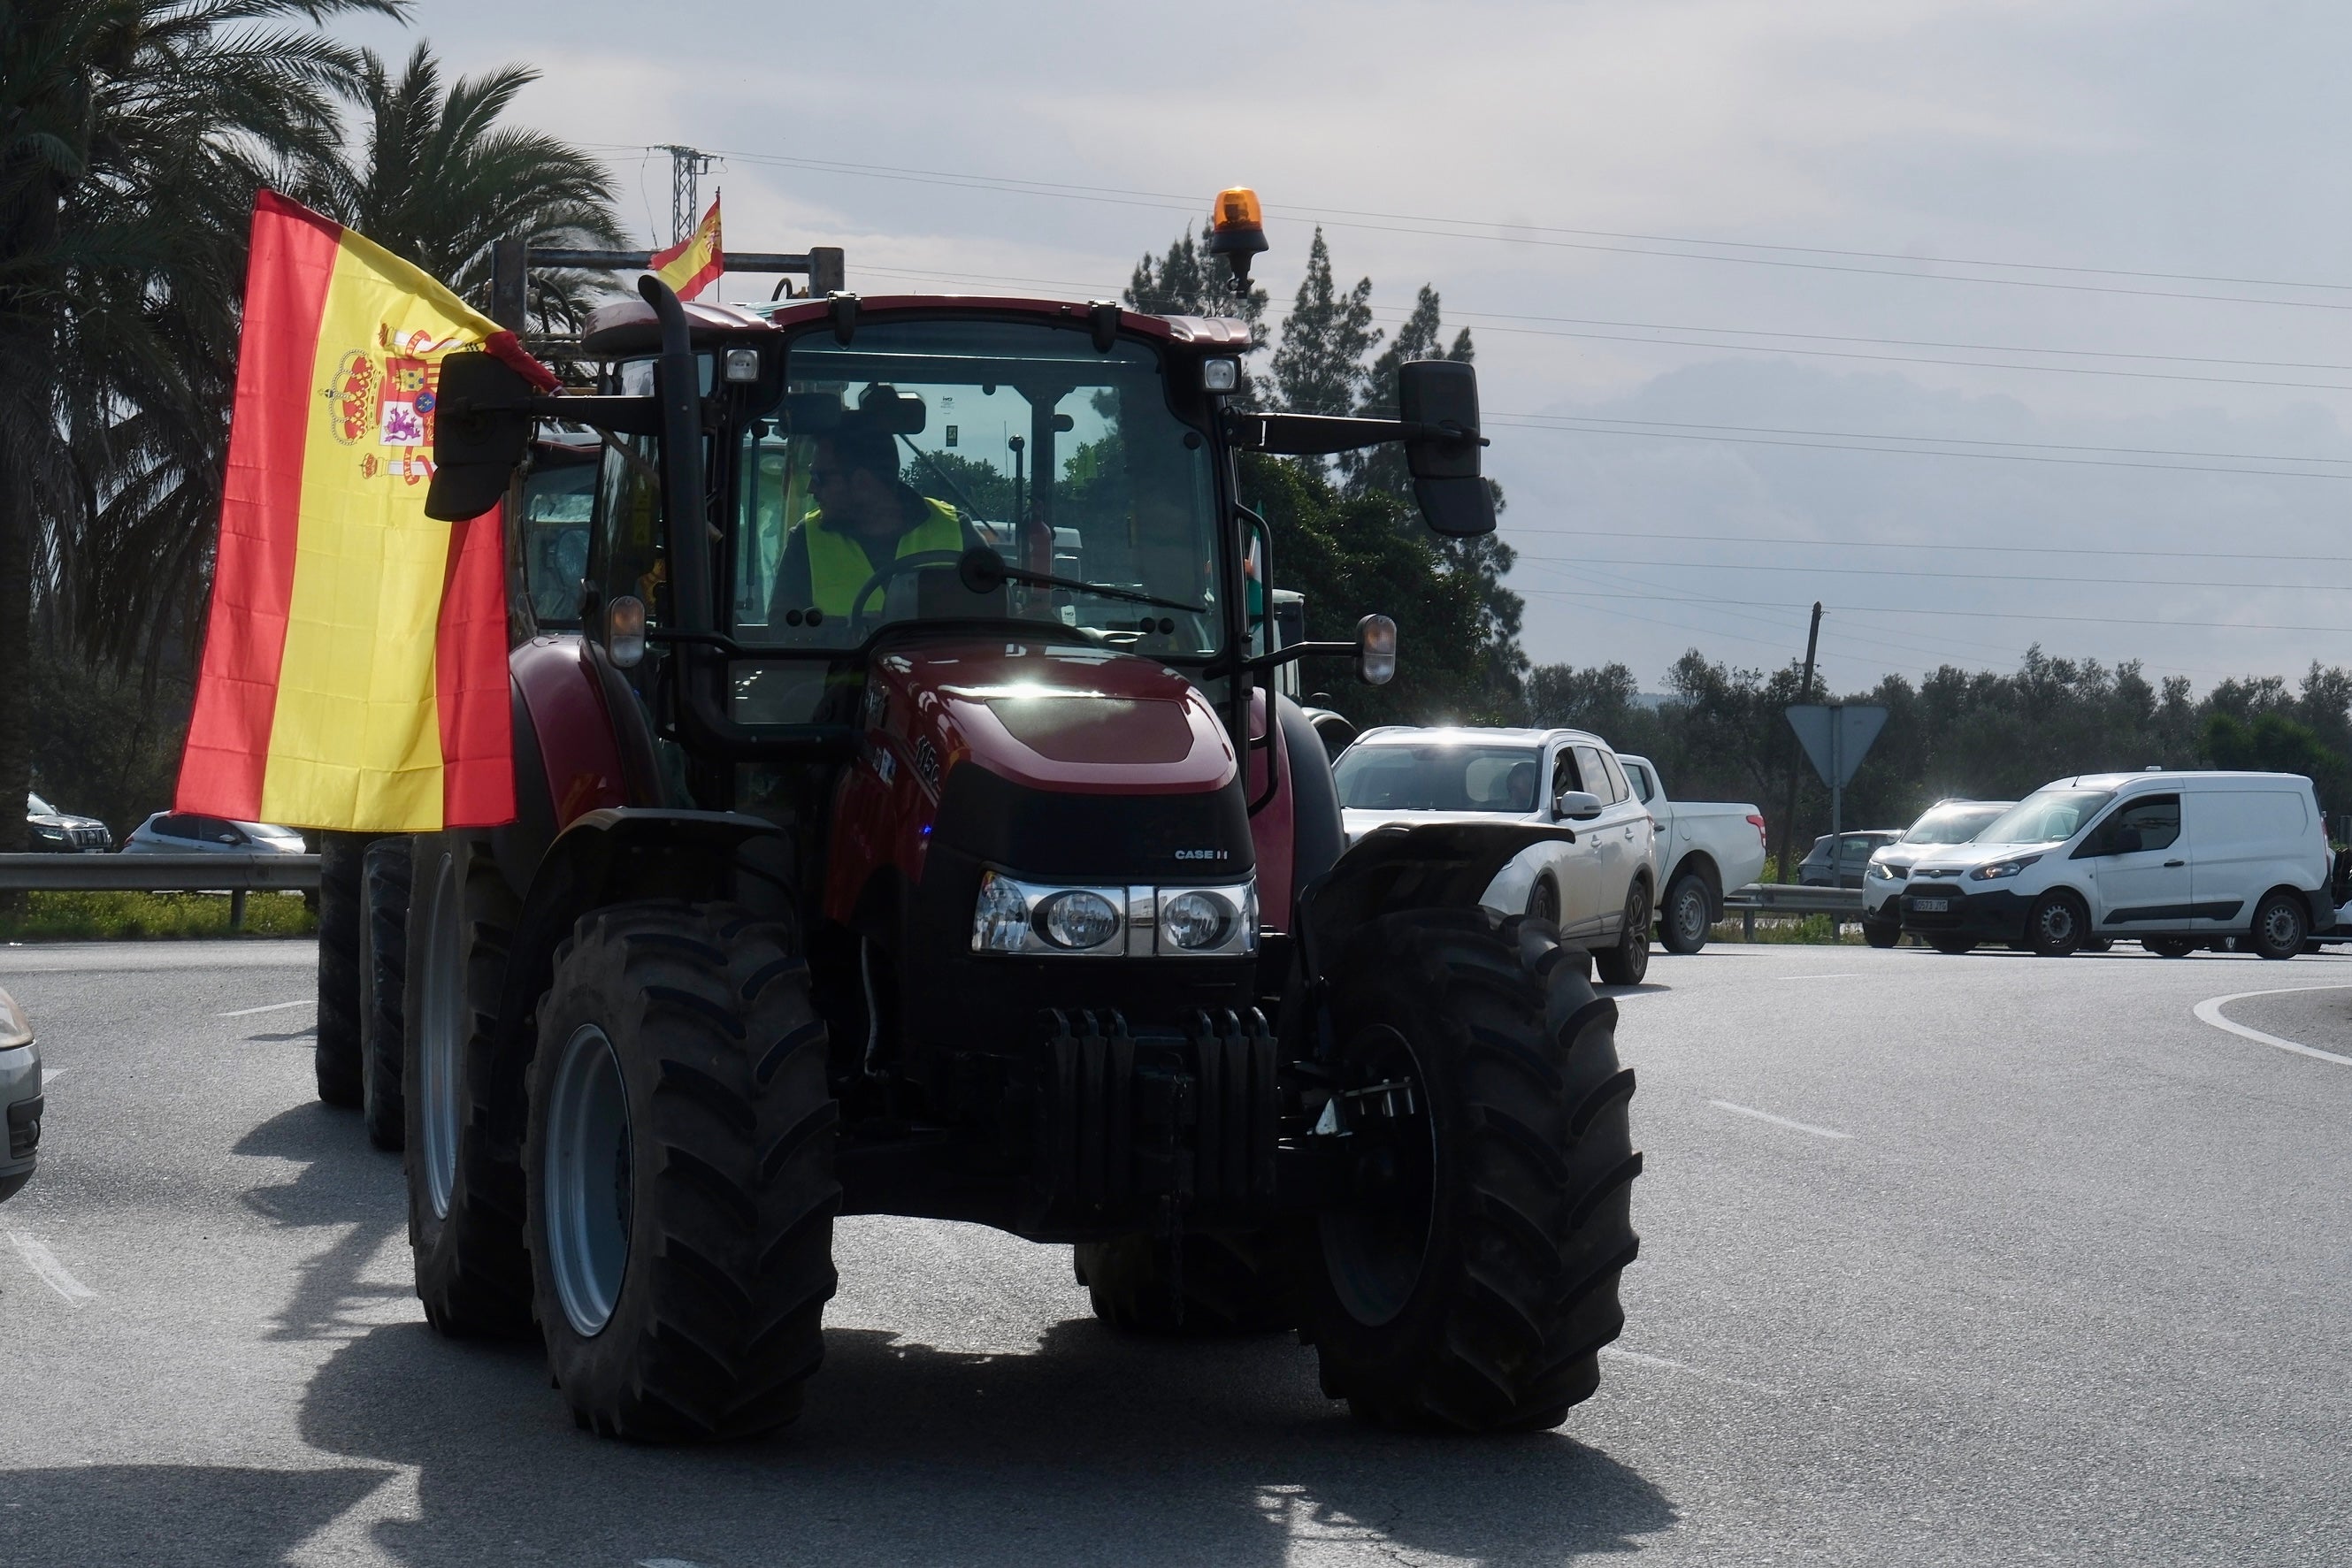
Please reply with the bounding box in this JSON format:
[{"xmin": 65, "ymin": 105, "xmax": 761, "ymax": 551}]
[
  {"xmin": 359, "ymin": 838, "xmax": 413, "ymax": 1151},
  {"xmin": 527, "ymin": 902, "xmax": 839, "ymax": 1442},
  {"xmin": 403, "ymin": 834, "xmax": 534, "ymax": 1338},
  {"xmin": 314, "ymin": 832, "xmax": 373, "ymax": 1107},
  {"xmin": 1306, "ymin": 909, "xmax": 1640, "ymax": 1432}
]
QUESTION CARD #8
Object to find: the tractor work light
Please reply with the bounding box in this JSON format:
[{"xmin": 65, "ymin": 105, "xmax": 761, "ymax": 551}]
[
  {"xmin": 1203, "ymin": 357, "xmax": 1240, "ymax": 393},
  {"xmin": 1206, "ymin": 186, "xmax": 1269, "ymax": 283},
  {"xmin": 723, "ymin": 348, "xmax": 761, "ymax": 383},
  {"xmin": 969, "ymin": 872, "xmax": 1258, "ymax": 957}
]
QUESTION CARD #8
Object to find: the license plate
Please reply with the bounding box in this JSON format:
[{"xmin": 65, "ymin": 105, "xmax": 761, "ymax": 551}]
[{"xmin": 1913, "ymin": 898, "xmax": 1950, "ymax": 913}]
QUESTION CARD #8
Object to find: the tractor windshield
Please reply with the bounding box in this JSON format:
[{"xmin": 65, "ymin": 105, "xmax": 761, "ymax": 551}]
[{"xmin": 729, "ymin": 318, "xmax": 1223, "ymax": 660}]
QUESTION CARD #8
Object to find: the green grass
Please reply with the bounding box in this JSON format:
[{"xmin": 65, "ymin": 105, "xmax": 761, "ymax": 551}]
[
  {"xmin": 1710, "ymin": 914, "xmax": 1869, "ymax": 945},
  {"xmin": 0, "ymin": 890, "xmax": 318, "ymax": 942}
]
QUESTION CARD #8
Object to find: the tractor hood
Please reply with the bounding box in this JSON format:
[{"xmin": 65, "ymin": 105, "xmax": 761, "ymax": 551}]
[{"xmin": 874, "ymin": 639, "xmax": 1238, "ymax": 799}]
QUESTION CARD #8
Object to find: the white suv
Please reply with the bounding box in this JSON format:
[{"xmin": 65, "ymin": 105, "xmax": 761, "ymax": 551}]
[
  {"xmin": 1333, "ymin": 726, "xmax": 1659, "ymax": 983},
  {"xmin": 1898, "ymin": 771, "xmax": 2334, "ymax": 959}
]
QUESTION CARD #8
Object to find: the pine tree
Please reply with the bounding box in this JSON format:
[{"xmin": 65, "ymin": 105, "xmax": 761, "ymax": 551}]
[
  {"xmin": 1124, "ymin": 226, "xmax": 1269, "ymax": 348},
  {"xmin": 1269, "ymin": 228, "xmax": 1379, "ymax": 417}
]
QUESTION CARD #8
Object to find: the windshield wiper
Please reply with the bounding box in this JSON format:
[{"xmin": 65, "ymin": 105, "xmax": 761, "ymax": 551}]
[{"xmin": 955, "ymin": 547, "xmax": 1203, "ymax": 616}]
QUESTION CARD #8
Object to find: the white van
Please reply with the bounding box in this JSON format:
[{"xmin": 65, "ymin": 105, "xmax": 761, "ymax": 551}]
[{"xmin": 1897, "ymin": 771, "xmax": 2336, "ymax": 959}]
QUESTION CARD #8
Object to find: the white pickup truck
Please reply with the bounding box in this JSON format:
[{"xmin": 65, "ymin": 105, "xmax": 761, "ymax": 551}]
[{"xmin": 1614, "ymin": 754, "xmax": 1768, "ymax": 955}]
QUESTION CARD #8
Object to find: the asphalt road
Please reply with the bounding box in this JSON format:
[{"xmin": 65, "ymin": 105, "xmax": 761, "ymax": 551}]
[{"xmin": 4, "ymin": 936, "xmax": 2350, "ymax": 1566}]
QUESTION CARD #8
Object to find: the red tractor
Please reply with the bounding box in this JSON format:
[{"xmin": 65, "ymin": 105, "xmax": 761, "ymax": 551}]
[{"xmin": 325, "ymin": 199, "xmax": 1639, "ymax": 1442}]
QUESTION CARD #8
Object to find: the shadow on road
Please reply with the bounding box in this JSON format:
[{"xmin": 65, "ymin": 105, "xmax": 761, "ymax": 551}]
[
  {"xmin": 233, "ymin": 1100, "xmax": 410, "ymax": 1342},
  {"xmin": 0, "ymin": 1464, "xmax": 392, "ymax": 1567},
  {"xmin": 295, "ymin": 1313, "xmax": 1674, "ymax": 1567}
]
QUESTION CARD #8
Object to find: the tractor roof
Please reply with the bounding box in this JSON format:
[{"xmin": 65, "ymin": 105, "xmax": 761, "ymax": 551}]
[{"xmin": 578, "ymin": 294, "xmax": 1253, "ymax": 358}]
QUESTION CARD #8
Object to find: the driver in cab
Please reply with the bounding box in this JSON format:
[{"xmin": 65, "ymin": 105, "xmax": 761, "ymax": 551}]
[{"xmin": 774, "ymin": 423, "xmax": 984, "ymax": 623}]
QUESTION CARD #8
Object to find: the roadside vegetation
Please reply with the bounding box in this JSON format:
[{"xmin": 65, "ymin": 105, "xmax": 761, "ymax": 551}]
[{"xmin": 0, "ymin": 890, "xmax": 316, "ymax": 941}]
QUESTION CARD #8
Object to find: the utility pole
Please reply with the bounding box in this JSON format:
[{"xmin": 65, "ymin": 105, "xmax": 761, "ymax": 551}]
[
  {"xmin": 655, "ymin": 144, "xmax": 717, "ymax": 243},
  {"xmin": 1779, "ymin": 602, "xmax": 1823, "ymax": 880}
]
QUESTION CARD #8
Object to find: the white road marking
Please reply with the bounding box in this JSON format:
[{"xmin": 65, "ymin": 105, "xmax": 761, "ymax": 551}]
[
  {"xmin": 2192, "ymin": 984, "xmax": 2352, "ymax": 1067},
  {"xmin": 1602, "ymin": 1345, "xmax": 1789, "ymax": 1396},
  {"xmin": 217, "ymin": 998, "xmax": 312, "ymax": 1018},
  {"xmin": 38, "ymin": 1067, "xmax": 62, "ymax": 1085},
  {"xmin": 1707, "ymin": 1098, "xmax": 1853, "ymax": 1140},
  {"xmin": 7, "ymin": 1232, "xmax": 96, "ymax": 1302}
]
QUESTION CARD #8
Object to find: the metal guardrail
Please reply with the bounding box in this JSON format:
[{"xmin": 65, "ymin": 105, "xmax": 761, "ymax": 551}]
[
  {"xmin": 1721, "ymin": 882, "xmax": 1866, "ymax": 941},
  {"xmin": 0, "ymin": 853, "xmax": 320, "ymax": 929}
]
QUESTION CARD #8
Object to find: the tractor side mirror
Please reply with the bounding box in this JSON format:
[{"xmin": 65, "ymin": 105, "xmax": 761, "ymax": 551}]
[
  {"xmin": 425, "ymin": 352, "xmax": 534, "ymax": 521},
  {"xmin": 1554, "ymin": 790, "xmax": 1604, "ymax": 822},
  {"xmin": 1355, "ymin": 615, "xmax": 1397, "ymax": 685},
  {"xmin": 1398, "ymin": 359, "xmax": 1495, "ymax": 539}
]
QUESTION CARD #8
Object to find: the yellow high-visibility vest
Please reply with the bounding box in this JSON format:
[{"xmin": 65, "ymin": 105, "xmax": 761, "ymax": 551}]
[{"xmin": 803, "ymin": 498, "xmax": 964, "ymax": 616}]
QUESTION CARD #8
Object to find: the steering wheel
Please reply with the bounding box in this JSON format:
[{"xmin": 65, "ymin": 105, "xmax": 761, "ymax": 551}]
[{"xmin": 843, "ymin": 550, "xmax": 971, "ymax": 638}]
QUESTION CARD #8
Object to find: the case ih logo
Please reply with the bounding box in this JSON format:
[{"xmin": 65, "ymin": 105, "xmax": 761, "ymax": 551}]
[{"xmin": 1174, "ymin": 849, "xmax": 1230, "ymax": 861}]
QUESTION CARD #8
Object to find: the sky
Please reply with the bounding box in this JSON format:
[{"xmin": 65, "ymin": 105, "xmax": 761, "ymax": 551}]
[{"xmin": 343, "ymin": 0, "xmax": 2352, "ymax": 696}]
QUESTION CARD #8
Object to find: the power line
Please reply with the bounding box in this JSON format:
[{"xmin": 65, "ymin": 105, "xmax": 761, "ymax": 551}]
[
  {"xmin": 1497, "ymin": 414, "xmax": 2352, "ymax": 467},
  {"xmin": 1490, "ymin": 417, "xmax": 2352, "ymax": 480},
  {"xmin": 1514, "ymin": 585, "xmax": 2352, "ymax": 634},
  {"xmin": 1499, "ymin": 525, "xmax": 2352, "ymax": 566},
  {"xmin": 627, "ymin": 147, "xmax": 2352, "ymax": 315},
  {"xmin": 1513, "ymin": 550, "xmax": 2352, "ymax": 594}
]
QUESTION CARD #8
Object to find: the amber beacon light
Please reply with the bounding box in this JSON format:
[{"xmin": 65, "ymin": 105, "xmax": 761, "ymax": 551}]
[{"xmin": 1206, "ymin": 186, "xmax": 1269, "ymax": 282}]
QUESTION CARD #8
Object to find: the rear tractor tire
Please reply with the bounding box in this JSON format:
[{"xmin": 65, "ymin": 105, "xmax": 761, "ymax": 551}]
[
  {"xmin": 403, "ymin": 834, "xmax": 534, "ymax": 1339},
  {"xmin": 527, "ymin": 901, "xmax": 839, "ymax": 1442},
  {"xmin": 314, "ymin": 832, "xmax": 374, "ymax": 1108},
  {"xmin": 1305, "ymin": 908, "xmax": 1640, "ymax": 1432},
  {"xmin": 1075, "ymin": 1230, "xmax": 1298, "ymax": 1335},
  {"xmin": 1593, "ymin": 880, "xmax": 1652, "ymax": 987},
  {"xmin": 360, "ymin": 838, "xmax": 413, "ymax": 1151},
  {"xmin": 1658, "ymin": 870, "xmax": 1713, "ymax": 956}
]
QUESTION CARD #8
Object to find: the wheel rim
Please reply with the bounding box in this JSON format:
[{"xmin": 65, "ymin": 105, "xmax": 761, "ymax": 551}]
[
  {"xmin": 1673, "ymin": 883, "xmax": 1707, "ymax": 944},
  {"xmin": 417, "ymin": 854, "xmax": 464, "ymax": 1220},
  {"xmin": 1624, "ymin": 885, "xmax": 1651, "ymax": 959},
  {"xmin": 1528, "ymin": 879, "xmax": 1558, "ymax": 923},
  {"xmin": 1318, "ymin": 1025, "xmax": 1435, "ymax": 1328},
  {"xmin": 2263, "ymin": 901, "xmax": 2302, "ymax": 950},
  {"xmin": 545, "ymin": 1021, "xmax": 633, "ymax": 1338},
  {"xmin": 2039, "ymin": 900, "xmax": 2077, "ymax": 948}
]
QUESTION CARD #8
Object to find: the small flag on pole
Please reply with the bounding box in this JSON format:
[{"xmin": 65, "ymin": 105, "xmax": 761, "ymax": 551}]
[
  {"xmin": 177, "ymin": 190, "xmax": 555, "ymax": 834},
  {"xmin": 649, "ymin": 194, "xmax": 724, "ymax": 301}
]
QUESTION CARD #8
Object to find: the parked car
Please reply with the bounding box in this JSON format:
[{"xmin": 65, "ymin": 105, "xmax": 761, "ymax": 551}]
[
  {"xmin": 1899, "ymin": 770, "xmax": 2337, "ymax": 959},
  {"xmin": 0, "ymin": 985, "xmax": 41, "ymax": 1203},
  {"xmin": 1860, "ymin": 799, "xmax": 2015, "ymax": 947},
  {"xmin": 25, "ymin": 792, "xmax": 111, "ymax": 853},
  {"xmin": 1797, "ymin": 830, "xmax": 1902, "ymax": 888},
  {"xmin": 1334, "ymin": 726, "xmax": 1660, "ymax": 983},
  {"xmin": 120, "ymin": 812, "xmax": 309, "ymax": 855},
  {"xmin": 1613, "ymin": 754, "xmax": 1767, "ymax": 954}
]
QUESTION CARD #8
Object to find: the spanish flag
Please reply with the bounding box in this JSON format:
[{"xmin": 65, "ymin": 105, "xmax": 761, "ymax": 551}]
[
  {"xmin": 177, "ymin": 191, "xmax": 555, "ymax": 833},
  {"xmin": 650, "ymin": 195, "xmax": 723, "ymax": 301}
]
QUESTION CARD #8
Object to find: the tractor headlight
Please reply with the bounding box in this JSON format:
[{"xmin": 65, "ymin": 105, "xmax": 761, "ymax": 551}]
[
  {"xmin": 972, "ymin": 872, "xmax": 1033, "ymax": 952},
  {"xmin": 969, "ymin": 871, "xmax": 1257, "ymax": 957},
  {"xmin": 1039, "ymin": 890, "xmax": 1122, "ymax": 951}
]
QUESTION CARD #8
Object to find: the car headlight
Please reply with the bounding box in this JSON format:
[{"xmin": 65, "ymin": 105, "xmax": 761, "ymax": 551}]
[
  {"xmin": 32, "ymin": 824, "xmax": 64, "ymax": 839},
  {"xmin": 0, "ymin": 986, "xmax": 31, "ymax": 1050},
  {"xmin": 1969, "ymin": 855, "xmax": 2042, "ymax": 881},
  {"xmin": 1866, "ymin": 860, "xmax": 1895, "ymax": 880}
]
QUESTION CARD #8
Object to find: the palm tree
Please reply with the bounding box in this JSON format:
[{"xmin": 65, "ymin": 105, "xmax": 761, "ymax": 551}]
[
  {"xmin": 301, "ymin": 42, "xmax": 625, "ymax": 340},
  {"xmin": 1, "ymin": 0, "xmax": 404, "ymax": 855}
]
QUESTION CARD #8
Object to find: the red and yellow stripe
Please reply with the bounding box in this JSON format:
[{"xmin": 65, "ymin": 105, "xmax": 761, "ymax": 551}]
[
  {"xmin": 179, "ymin": 191, "xmax": 546, "ymax": 832},
  {"xmin": 649, "ymin": 195, "xmax": 723, "ymax": 302}
]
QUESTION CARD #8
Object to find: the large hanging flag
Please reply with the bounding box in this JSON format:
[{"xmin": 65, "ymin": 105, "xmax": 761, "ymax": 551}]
[
  {"xmin": 177, "ymin": 190, "xmax": 555, "ymax": 833},
  {"xmin": 649, "ymin": 194, "xmax": 724, "ymax": 301}
]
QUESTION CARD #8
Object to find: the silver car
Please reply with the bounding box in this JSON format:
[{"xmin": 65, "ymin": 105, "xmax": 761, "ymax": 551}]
[
  {"xmin": 1, "ymin": 986, "xmax": 41, "ymax": 1203},
  {"xmin": 120, "ymin": 811, "xmax": 308, "ymax": 855}
]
